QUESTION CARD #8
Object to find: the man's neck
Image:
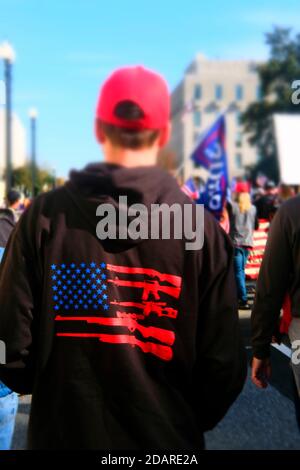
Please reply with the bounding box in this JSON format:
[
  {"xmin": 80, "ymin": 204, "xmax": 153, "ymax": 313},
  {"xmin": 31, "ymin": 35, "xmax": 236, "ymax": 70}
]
[{"xmin": 104, "ymin": 148, "xmax": 158, "ymax": 168}]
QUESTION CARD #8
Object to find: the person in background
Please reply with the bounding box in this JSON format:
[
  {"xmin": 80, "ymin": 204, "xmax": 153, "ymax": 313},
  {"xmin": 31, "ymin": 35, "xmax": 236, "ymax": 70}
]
[
  {"xmin": 230, "ymin": 192, "xmax": 258, "ymax": 309},
  {"xmin": 0, "ymin": 190, "xmax": 21, "ymax": 450},
  {"xmin": 266, "ymin": 185, "xmax": 299, "ymax": 432},
  {"xmin": 0, "ymin": 190, "xmax": 22, "ymax": 259},
  {"xmin": 251, "ymin": 195, "xmax": 300, "ymax": 432},
  {"xmin": 277, "ymin": 184, "xmax": 295, "ymax": 206},
  {"xmin": 254, "ymin": 181, "xmax": 278, "ymax": 220},
  {"xmin": 251, "ymin": 173, "xmax": 268, "ymax": 204},
  {"xmin": 252, "ymin": 186, "xmax": 265, "ymax": 205}
]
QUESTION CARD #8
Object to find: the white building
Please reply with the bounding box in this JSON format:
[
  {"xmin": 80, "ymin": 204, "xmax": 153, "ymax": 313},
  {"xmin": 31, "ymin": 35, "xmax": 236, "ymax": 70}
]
[
  {"xmin": 169, "ymin": 54, "xmax": 261, "ymax": 182},
  {"xmin": 0, "ymin": 109, "xmax": 27, "ymax": 202}
]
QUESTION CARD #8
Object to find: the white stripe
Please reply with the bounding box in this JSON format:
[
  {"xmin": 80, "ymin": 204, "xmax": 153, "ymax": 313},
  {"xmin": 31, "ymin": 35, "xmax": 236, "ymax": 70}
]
[
  {"xmin": 271, "ymin": 342, "xmax": 292, "ymax": 358},
  {"xmin": 253, "ymin": 241, "xmax": 267, "ymax": 247}
]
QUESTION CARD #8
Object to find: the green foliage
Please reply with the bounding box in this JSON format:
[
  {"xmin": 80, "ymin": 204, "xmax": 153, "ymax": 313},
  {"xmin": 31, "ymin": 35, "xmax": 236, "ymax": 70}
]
[
  {"xmin": 242, "ymin": 26, "xmax": 300, "ymax": 182},
  {"xmin": 12, "ymin": 164, "xmax": 56, "ymax": 195}
]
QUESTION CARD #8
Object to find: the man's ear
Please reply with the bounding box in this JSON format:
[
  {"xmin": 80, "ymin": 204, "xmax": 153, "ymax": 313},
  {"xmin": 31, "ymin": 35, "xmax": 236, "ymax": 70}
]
[
  {"xmin": 95, "ymin": 120, "xmax": 106, "ymax": 144},
  {"xmin": 158, "ymin": 122, "xmax": 171, "ymax": 148}
]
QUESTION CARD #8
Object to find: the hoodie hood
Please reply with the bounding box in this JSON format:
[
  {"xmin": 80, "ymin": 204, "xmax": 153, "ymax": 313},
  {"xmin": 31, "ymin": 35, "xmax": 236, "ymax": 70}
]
[{"xmin": 65, "ymin": 163, "xmax": 186, "ymax": 247}]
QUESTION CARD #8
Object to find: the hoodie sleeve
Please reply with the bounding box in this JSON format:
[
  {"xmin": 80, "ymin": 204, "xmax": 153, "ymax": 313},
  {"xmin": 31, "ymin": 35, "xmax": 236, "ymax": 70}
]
[
  {"xmin": 0, "ymin": 204, "xmax": 41, "ymax": 394},
  {"xmin": 251, "ymin": 206, "xmax": 293, "ymax": 359},
  {"xmin": 194, "ymin": 212, "xmax": 247, "ymax": 431}
]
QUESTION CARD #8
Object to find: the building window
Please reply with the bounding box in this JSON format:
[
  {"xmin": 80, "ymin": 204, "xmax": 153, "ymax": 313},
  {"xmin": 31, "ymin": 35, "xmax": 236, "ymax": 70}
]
[
  {"xmin": 235, "ymin": 153, "xmax": 243, "ymax": 169},
  {"xmin": 235, "ymin": 84, "xmax": 243, "ymax": 101},
  {"xmin": 256, "ymin": 85, "xmax": 262, "ymax": 100},
  {"xmin": 215, "ymin": 84, "xmax": 223, "ymax": 101},
  {"xmin": 194, "ymin": 84, "xmax": 202, "ymax": 100},
  {"xmin": 193, "ymin": 110, "xmax": 201, "ymax": 127},
  {"xmin": 236, "ymin": 132, "xmax": 242, "ymax": 147}
]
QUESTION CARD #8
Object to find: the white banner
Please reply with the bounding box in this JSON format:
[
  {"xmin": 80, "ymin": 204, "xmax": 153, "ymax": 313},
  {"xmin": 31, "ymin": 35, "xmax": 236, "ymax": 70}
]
[{"xmin": 274, "ymin": 114, "xmax": 300, "ymax": 184}]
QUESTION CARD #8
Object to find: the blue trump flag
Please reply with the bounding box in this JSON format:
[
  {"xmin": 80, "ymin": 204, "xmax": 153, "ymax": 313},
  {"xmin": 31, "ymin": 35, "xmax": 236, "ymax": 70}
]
[{"xmin": 191, "ymin": 115, "xmax": 228, "ymax": 220}]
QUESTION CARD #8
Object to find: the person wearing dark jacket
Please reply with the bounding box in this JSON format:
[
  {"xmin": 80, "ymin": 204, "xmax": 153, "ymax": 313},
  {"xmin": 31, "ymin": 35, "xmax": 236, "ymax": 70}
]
[
  {"xmin": 254, "ymin": 181, "xmax": 278, "ymax": 220},
  {"xmin": 0, "ymin": 209, "xmax": 15, "ymax": 257},
  {"xmin": 0, "ymin": 189, "xmax": 21, "ymax": 450},
  {"xmin": 0, "ymin": 66, "xmax": 246, "ymax": 450},
  {"xmin": 251, "ymin": 195, "xmax": 300, "ymax": 426},
  {"xmin": 0, "ymin": 190, "xmax": 21, "ymax": 259}
]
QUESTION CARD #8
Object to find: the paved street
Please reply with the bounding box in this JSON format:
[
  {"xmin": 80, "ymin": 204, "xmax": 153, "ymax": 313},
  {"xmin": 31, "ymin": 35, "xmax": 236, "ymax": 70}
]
[
  {"xmin": 11, "ymin": 303, "xmax": 300, "ymax": 450},
  {"xmin": 205, "ymin": 311, "xmax": 300, "ymax": 449}
]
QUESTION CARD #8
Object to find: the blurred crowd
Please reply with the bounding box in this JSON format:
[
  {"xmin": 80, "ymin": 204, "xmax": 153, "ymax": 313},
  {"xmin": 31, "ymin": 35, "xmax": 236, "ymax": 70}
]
[{"xmin": 219, "ymin": 179, "xmax": 298, "ymax": 309}]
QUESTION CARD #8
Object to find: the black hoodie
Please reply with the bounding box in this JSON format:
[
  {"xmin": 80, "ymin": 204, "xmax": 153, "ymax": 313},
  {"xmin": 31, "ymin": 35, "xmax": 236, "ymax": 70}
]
[
  {"xmin": 0, "ymin": 208, "xmax": 16, "ymax": 247},
  {"xmin": 0, "ymin": 163, "xmax": 246, "ymax": 450}
]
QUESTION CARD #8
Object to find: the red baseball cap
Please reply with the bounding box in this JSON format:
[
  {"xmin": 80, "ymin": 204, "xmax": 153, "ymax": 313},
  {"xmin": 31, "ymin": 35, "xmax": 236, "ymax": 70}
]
[
  {"xmin": 235, "ymin": 181, "xmax": 251, "ymax": 193},
  {"xmin": 96, "ymin": 66, "xmax": 170, "ymax": 130}
]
